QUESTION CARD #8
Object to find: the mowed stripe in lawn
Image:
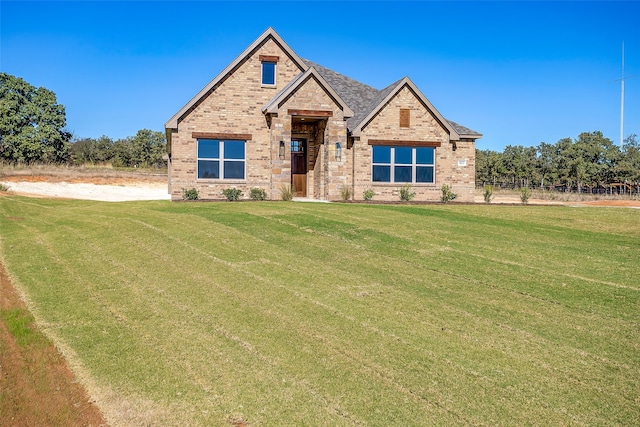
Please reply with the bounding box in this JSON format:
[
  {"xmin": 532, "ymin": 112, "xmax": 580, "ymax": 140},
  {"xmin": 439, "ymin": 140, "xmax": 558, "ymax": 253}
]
[{"xmin": 1, "ymin": 197, "xmax": 638, "ymax": 426}]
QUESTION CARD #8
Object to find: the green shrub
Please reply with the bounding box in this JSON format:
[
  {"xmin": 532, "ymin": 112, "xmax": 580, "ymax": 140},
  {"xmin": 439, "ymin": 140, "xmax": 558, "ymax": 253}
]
[
  {"xmin": 483, "ymin": 185, "xmax": 494, "ymax": 203},
  {"xmin": 363, "ymin": 189, "xmax": 375, "ymax": 201},
  {"xmin": 340, "ymin": 186, "xmax": 352, "ymax": 201},
  {"xmin": 440, "ymin": 184, "xmax": 458, "ymax": 203},
  {"xmin": 182, "ymin": 187, "xmax": 199, "ymax": 200},
  {"xmin": 279, "ymin": 185, "xmax": 293, "ymax": 201},
  {"xmin": 520, "ymin": 187, "xmax": 531, "ymax": 204},
  {"xmin": 399, "ymin": 184, "xmax": 416, "ymax": 201},
  {"xmin": 250, "ymin": 188, "xmax": 267, "ymax": 201},
  {"xmin": 222, "ymin": 188, "xmax": 243, "ymax": 201}
]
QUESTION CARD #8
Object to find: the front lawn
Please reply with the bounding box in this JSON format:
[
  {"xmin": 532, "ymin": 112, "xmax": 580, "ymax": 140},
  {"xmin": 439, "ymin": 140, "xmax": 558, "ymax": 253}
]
[{"xmin": 1, "ymin": 197, "xmax": 638, "ymax": 426}]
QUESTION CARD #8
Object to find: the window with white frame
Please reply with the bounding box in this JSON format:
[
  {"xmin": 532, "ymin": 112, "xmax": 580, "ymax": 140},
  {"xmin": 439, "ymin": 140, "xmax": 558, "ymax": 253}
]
[
  {"xmin": 197, "ymin": 139, "xmax": 245, "ymax": 180},
  {"xmin": 261, "ymin": 61, "xmax": 276, "ymax": 86},
  {"xmin": 372, "ymin": 146, "xmax": 435, "ymax": 183}
]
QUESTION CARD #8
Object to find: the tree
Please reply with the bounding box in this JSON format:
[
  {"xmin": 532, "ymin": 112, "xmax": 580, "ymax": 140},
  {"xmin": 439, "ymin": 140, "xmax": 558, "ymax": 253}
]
[
  {"xmin": 0, "ymin": 73, "xmax": 71, "ymax": 163},
  {"xmin": 475, "ymin": 149, "xmax": 505, "ymax": 187},
  {"xmin": 69, "ymin": 135, "xmax": 113, "ymax": 165},
  {"xmin": 111, "ymin": 129, "xmax": 166, "ymax": 168},
  {"xmin": 536, "ymin": 141, "xmax": 558, "ymax": 189},
  {"xmin": 502, "ymin": 145, "xmax": 533, "ymax": 188},
  {"xmin": 130, "ymin": 129, "xmax": 166, "ymax": 168},
  {"xmin": 475, "ymin": 131, "xmax": 636, "ymax": 193},
  {"xmin": 617, "ymin": 134, "xmax": 640, "ymax": 184}
]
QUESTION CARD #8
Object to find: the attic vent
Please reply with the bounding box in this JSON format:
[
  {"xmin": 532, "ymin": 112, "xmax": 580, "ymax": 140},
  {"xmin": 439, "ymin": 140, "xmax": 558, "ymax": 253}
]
[{"xmin": 400, "ymin": 109, "xmax": 410, "ymax": 128}]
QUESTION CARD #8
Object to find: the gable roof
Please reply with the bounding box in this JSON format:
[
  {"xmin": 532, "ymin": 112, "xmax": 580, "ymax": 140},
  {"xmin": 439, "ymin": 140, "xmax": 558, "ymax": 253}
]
[
  {"xmin": 166, "ymin": 28, "xmax": 481, "ymax": 141},
  {"xmin": 350, "ymin": 77, "xmax": 460, "ymax": 140},
  {"xmin": 262, "ymin": 66, "xmax": 354, "ymax": 117},
  {"xmin": 303, "ymin": 61, "xmax": 480, "ymax": 141},
  {"xmin": 165, "ymin": 27, "xmax": 307, "ymax": 129}
]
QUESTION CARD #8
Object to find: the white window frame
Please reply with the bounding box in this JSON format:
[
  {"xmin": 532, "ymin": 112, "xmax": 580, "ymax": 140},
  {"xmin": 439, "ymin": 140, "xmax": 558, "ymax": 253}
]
[
  {"xmin": 371, "ymin": 146, "xmax": 435, "ymax": 184},
  {"xmin": 197, "ymin": 139, "xmax": 246, "ymax": 180}
]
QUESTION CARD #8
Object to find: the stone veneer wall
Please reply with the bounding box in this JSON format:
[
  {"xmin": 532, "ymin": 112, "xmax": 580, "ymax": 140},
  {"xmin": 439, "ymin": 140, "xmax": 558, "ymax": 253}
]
[
  {"xmin": 168, "ymin": 37, "xmax": 304, "ymax": 200},
  {"xmin": 168, "ymin": 39, "xmax": 475, "ymax": 202},
  {"xmin": 273, "ymin": 76, "xmax": 348, "ymax": 200},
  {"xmin": 351, "ymin": 86, "xmax": 475, "ymax": 202}
]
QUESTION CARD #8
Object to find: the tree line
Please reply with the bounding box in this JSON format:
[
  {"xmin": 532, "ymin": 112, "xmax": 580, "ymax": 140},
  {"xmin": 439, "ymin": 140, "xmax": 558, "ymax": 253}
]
[
  {"xmin": 70, "ymin": 131, "xmax": 166, "ymax": 168},
  {"xmin": 1, "ymin": 72, "xmax": 166, "ymax": 168},
  {"xmin": 3, "ymin": 73, "xmax": 639, "ymax": 185},
  {"xmin": 476, "ymin": 131, "xmax": 640, "ymax": 193}
]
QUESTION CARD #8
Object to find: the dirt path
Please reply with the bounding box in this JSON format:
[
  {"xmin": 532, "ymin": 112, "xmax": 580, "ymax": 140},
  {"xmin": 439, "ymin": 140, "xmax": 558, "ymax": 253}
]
[{"xmin": 0, "ymin": 261, "xmax": 108, "ymax": 426}]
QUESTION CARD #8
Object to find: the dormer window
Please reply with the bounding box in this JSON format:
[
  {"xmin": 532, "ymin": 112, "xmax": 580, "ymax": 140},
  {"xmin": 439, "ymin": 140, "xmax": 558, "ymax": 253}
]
[{"xmin": 259, "ymin": 55, "xmax": 279, "ymax": 86}]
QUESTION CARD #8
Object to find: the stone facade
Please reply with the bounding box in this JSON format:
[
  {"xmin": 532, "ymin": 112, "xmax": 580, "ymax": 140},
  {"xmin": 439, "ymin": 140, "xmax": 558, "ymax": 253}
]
[
  {"xmin": 165, "ymin": 28, "xmax": 480, "ymax": 202},
  {"xmin": 352, "ymin": 86, "xmax": 476, "ymax": 202}
]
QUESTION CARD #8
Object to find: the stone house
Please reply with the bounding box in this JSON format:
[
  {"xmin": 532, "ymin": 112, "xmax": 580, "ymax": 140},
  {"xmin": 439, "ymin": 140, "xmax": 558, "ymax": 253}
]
[{"xmin": 165, "ymin": 28, "xmax": 481, "ymax": 201}]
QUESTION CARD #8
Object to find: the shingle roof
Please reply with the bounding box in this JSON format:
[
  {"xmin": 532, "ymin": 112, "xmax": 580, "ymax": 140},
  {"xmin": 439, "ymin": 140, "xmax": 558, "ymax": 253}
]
[
  {"xmin": 448, "ymin": 121, "xmax": 482, "ymax": 138},
  {"xmin": 302, "ymin": 60, "xmax": 380, "ymax": 130},
  {"xmin": 167, "ymin": 27, "xmax": 480, "ymax": 140},
  {"xmin": 353, "ymin": 78, "xmax": 404, "ymax": 129},
  {"xmin": 262, "ymin": 67, "xmax": 353, "ymax": 118},
  {"xmin": 301, "ymin": 59, "xmax": 480, "ymax": 139}
]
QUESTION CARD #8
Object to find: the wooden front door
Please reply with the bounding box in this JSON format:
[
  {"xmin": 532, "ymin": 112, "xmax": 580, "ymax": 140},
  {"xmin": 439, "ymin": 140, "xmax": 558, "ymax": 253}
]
[{"xmin": 291, "ymin": 139, "xmax": 307, "ymax": 197}]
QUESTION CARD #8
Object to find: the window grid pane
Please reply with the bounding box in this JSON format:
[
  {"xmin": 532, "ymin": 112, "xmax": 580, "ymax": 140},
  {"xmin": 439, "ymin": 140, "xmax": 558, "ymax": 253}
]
[
  {"xmin": 394, "ymin": 147, "xmax": 412, "ymax": 164},
  {"xmin": 198, "ymin": 160, "xmax": 219, "ymax": 179},
  {"xmin": 373, "ymin": 165, "xmax": 391, "ymax": 182},
  {"xmin": 416, "ymin": 166, "xmax": 434, "ymax": 183},
  {"xmin": 198, "ymin": 139, "xmax": 219, "ymax": 159},
  {"xmin": 224, "ymin": 141, "xmax": 244, "ymax": 159},
  {"xmin": 416, "ymin": 147, "xmax": 434, "ymax": 165},
  {"xmin": 372, "ymin": 146, "xmax": 391, "ymax": 163},
  {"xmin": 224, "ymin": 161, "xmax": 244, "ymax": 179},
  {"xmin": 394, "ymin": 166, "xmax": 412, "ymax": 183}
]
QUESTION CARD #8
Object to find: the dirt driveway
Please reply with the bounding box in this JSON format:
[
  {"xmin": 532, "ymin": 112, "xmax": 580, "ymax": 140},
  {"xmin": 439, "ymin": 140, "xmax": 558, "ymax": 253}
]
[
  {"xmin": 1, "ymin": 173, "xmax": 169, "ymax": 202},
  {"xmin": 3, "ymin": 175, "xmax": 639, "ymax": 207}
]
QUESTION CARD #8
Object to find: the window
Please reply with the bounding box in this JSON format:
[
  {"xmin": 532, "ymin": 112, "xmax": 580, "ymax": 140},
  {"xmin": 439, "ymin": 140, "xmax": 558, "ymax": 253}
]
[
  {"xmin": 372, "ymin": 146, "xmax": 434, "ymax": 183},
  {"xmin": 197, "ymin": 139, "xmax": 245, "ymax": 180},
  {"xmin": 261, "ymin": 61, "xmax": 276, "ymax": 86},
  {"xmin": 290, "ymin": 140, "xmax": 304, "ymax": 153}
]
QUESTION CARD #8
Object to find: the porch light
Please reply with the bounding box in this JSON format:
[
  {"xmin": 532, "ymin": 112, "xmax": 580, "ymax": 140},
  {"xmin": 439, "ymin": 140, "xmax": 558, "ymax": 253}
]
[
  {"xmin": 335, "ymin": 142, "xmax": 342, "ymax": 161},
  {"xmin": 279, "ymin": 141, "xmax": 285, "ymax": 159}
]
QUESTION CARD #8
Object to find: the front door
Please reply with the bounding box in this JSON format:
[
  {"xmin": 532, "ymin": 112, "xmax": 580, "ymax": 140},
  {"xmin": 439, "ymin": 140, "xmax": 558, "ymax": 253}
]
[{"xmin": 291, "ymin": 139, "xmax": 307, "ymax": 197}]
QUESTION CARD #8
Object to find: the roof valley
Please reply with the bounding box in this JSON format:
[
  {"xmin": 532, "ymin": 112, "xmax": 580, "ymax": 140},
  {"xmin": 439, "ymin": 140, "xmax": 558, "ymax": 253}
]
[{"xmin": 301, "ymin": 59, "xmax": 480, "ymax": 138}]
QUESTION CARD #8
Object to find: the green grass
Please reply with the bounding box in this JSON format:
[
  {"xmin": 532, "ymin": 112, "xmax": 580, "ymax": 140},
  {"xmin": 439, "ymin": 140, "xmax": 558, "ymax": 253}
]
[
  {"xmin": 0, "ymin": 197, "xmax": 638, "ymax": 426},
  {"xmin": 1, "ymin": 308, "xmax": 48, "ymax": 348}
]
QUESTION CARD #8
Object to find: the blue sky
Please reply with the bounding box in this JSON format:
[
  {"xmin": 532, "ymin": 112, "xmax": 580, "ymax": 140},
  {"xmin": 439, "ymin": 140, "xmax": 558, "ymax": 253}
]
[{"xmin": 1, "ymin": 1, "xmax": 639, "ymax": 151}]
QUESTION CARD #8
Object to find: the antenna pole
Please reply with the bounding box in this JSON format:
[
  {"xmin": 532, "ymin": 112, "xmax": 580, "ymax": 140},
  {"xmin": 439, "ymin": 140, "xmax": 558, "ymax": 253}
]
[{"xmin": 620, "ymin": 42, "xmax": 625, "ymax": 148}]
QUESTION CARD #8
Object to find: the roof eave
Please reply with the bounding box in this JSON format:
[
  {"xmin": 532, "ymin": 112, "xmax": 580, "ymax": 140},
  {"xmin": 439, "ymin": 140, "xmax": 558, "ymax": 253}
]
[{"xmin": 459, "ymin": 133, "xmax": 483, "ymax": 140}]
